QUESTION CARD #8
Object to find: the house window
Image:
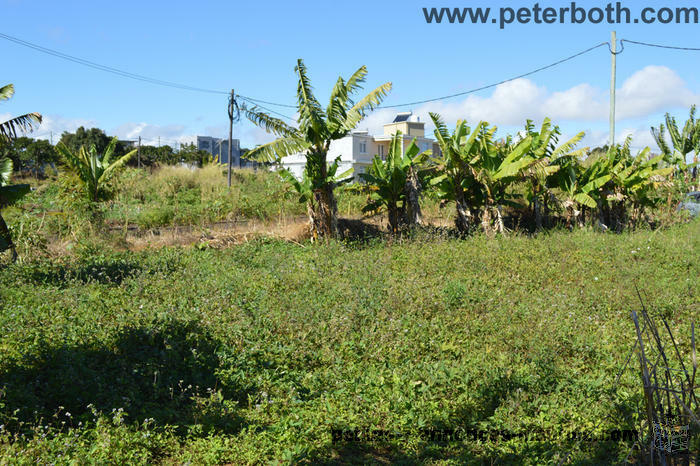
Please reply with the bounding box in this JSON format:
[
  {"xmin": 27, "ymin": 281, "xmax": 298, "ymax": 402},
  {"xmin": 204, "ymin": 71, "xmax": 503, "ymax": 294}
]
[
  {"xmin": 359, "ymin": 141, "xmax": 367, "ymax": 154},
  {"xmin": 378, "ymin": 145, "xmax": 384, "ymax": 158}
]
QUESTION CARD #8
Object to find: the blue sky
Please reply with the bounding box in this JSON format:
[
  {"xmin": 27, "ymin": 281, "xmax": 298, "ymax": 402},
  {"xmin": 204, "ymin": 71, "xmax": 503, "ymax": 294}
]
[{"xmin": 2, "ymin": 0, "xmax": 699, "ymax": 151}]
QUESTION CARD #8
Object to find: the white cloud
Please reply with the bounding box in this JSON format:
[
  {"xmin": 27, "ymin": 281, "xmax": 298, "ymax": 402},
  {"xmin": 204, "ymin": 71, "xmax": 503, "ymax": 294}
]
[
  {"xmin": 2, "ymin": 114, "xmax": 98, "ymax": 142},
  {"xmin": 358, "ymin": 65, "xmax": 699, "ymax": 136},
  {"xmin": 111, "ymin": 122, "xmax": 195, "ymax": 147},
  {"xmin": 617, "ymin": 66, "xmax": 699, "ymax": 119}
]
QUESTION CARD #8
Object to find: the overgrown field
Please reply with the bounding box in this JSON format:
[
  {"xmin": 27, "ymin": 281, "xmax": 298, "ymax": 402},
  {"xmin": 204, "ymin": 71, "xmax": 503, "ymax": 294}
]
[
  {"xmin": 0, "ymin": 221, "xmax": 698, "ymax": 464},
  {"xmin": 2, "ymin": 166, "xmax": 377, "ymax": 246}
]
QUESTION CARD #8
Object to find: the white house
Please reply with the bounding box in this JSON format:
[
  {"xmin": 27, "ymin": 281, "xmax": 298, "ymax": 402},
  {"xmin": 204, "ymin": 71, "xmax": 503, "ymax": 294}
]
[{"xmin": 278, "ymin": 112, "xmax": 441, "ymax": 180}]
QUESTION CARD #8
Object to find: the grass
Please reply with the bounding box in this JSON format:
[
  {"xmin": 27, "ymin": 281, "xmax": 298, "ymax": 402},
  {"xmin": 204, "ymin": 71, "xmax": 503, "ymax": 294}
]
[{"xmin": 0, "ymin": 221, "xmax": 698, "ymax": 464}]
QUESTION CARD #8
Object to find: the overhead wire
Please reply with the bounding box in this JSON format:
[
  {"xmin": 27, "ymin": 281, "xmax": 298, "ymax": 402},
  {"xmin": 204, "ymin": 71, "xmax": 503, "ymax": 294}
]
[
  {"xmin": 0, "ymin": 32, "xmax": 229, "ymax": 95},
  {"xmin": 6, "ymin": 30, "xmax": 700, "ymax": 132},
  {"xmin": 621, "ymin": 39, "xmax": 700, "ymax": 51}
]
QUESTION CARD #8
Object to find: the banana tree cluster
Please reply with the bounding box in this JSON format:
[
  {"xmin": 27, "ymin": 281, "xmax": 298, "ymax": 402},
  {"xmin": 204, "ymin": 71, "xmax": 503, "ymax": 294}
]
[
  {"xmin": 424, "ymin": 112, "xmax": 680, "ymax": 235},
  {"xmin": 359, "ymin": 132, "xmax": 429, "ymax": 233},
  {"xmin": 597, "ymin": 139, "xmax": 674, "ymax": 230},
  {"xmin": 428, "ymin": 113, "xmax": 534, "ymax": 236}
]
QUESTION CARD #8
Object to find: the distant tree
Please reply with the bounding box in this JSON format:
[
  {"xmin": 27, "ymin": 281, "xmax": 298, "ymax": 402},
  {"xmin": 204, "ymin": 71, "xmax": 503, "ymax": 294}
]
[
  {"xmin": 0, "ymin": 137, "xmax": 58, "ymax": 176},
  {"xmin": 60, "ymin": 127, "xmax": 128, "ymax": 159},
  {"xmin": 177, "ymin": 143, "xmax": 210, "ymax": 166},
  {"xmin": 128, "ymin": 145, "xmax": 176, "ymax": 167}
]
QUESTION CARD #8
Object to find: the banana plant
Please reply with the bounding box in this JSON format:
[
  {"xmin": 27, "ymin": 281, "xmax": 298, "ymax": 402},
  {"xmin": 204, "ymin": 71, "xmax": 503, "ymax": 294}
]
[
  {"xmin": 429, "ymin": 112, "xmax": 532, "ymax": 236},
  {"xmin": 278, "ymin": 155, "xmax": 353, "ymax": 234},
  {"xmin": 474, "ymin": 127, "xmax": 533, "ymax": 235},
  {"xmin": 553, "ymin": 153, "xmax": 610, "ymax": 229},
  {"xmin": 0, "ymin": 156, "xmax": 30, "ymax": 261},
  {"xmin": 359, "ymin": 132, "xmax": 429, "ymax": 233},
  {"xmin": 55, "ymin": 137, "xmax": 136, "ymax": 203},
  {"xmin": 651, "ymin": 105, "xmax": 700, "ymax": 183},
  {"xmin": 603, "ymin": 139, "xmax": 674, "ymax": 229},
  {"xmin": 428, "ymin": 113, "xmax": 485, "ymax": 233},
  {"xmin": 515, "ymin": 119, "xmax": 585, "ymax": 229},
  {"xmin": 243, "ymin": 59, "xmax": 392, "ymax": 240}
]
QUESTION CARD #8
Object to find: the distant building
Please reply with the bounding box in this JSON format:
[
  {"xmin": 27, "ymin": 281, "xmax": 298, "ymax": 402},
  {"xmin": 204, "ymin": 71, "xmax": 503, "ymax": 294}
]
[
  {"xmin": 197, "ymin": 136, "xmax": 259, "ymax": 168},
  {"xmin": 278, "ymin": 112, "xmax": 440, "ymax": 180}
]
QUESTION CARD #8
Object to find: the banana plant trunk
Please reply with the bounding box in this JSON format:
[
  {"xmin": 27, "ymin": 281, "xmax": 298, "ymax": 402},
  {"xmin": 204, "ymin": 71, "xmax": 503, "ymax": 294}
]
[
  {"xmin": 494, "ymin": 205, "xmax": 506, "ymax": 235},
  {"xmin": 387, "ymin": 201, "xmax": 400, "ymax": 234},
  {"xmin": 480, "ymin": 204, "xmax": 494, "ymax": 237},
  {"xmin": 309, "ymin": 184, "xmax": 338, "ymax": 240},
  {"xmin": 534, "ymin": 197, "xmax": 543, "ymax": 230},
  {"xmin": 403, "ymin": 166, "xmax": 422, "ymax": 227},
  {"xmin": 0, "ymin": 212, "xmax": 17, "ymax": 262}
]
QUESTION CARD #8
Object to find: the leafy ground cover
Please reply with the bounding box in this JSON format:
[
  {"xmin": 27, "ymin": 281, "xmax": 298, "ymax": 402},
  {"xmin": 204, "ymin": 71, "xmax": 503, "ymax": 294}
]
[{"xmin": 0, "ymin": 221, "xmax": 698, "ymax": 464}]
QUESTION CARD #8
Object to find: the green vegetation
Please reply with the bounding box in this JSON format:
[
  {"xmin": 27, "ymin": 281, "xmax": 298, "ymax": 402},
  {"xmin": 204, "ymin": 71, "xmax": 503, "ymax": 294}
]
[
  {"xmin": 1, "ymin": 65, "xmax": 699, "ymax": 464},
  {"xmin": 0, "ymin": 223, "xmax": 698, "ymax": 464}
]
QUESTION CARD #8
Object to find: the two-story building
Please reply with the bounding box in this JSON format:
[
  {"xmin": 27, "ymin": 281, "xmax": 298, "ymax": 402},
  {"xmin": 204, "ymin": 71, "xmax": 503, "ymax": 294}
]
[{"xmin": 279, "ymin": 112, "xmax": 440, "ymax": 180}]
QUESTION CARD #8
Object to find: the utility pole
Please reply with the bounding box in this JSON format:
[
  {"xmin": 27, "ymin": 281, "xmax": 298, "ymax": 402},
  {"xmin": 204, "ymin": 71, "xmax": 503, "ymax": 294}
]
[
  {"xmin": 610, "ymin": 30, "xmax": 617, "ymax": 148},
  {"xmin": 50, "ymin": 131, "xmax": 53, "ymax": 145},
  {"xmin": 158, "ymin": 136, "xmax": 161, "ymax": 148},
  {"xmin": 228, "ymin": 89, "xmax": 234, "ymax": 188},
  {"xmin": 137, "ymin": 136, "xmax": 141, "ymax": 168}
]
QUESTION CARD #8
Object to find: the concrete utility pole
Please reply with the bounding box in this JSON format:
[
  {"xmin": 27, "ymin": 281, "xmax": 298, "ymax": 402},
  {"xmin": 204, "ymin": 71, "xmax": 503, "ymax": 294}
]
[
  {"xmin": 228, "ymin": 89, "xmax": 234, "ymax": 188},
  {"xmin": 137, "ymin": 136, "xmax": 141, "ymax": 168},
  {"xmin": 610, "ymin": 31, "xmax": 617, "ymax": 148}
]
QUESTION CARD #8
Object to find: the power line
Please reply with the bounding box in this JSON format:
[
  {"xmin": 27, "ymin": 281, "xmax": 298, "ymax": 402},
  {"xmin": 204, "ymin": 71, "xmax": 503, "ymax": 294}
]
[
  {"xmin": 230, "ymin": 42, "xmax": 613, "ymax": 110},
  {"xmin": 0, "ymin": 32, "xmax": 230, "ymax": 95},
  {"xmin": 0, "ymin": 32, "xmax": 610, "ymax": 112},
  {"xmin": 239, "ymin": 95, "xmax": 297, "ymax": 109},
  {"xmin": 0, "ymin": 31, "xmax": 298, "ymax": 120},
  {"xmin": 621, "ymin": 39, "xmax": 700, "ymax": 51},
  {"xmin": 239, "ymin": 96, "xmax": 297, "ymax": 121},
  {"xmin": 380, "ymin": 42, "xmax": 609, "ymax": 108}
]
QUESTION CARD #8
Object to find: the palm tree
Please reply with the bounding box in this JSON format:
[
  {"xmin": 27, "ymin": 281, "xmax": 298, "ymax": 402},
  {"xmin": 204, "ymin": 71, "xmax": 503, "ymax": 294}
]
[
  {"xmin": 243, "ymin": 59, "xmax": 392, "ymax": 240},
  {"xmin": 0, "ymin": 83, "xmax": 41, "ymax": 262},
  {"xmin": 1, "ymin": 84, "xmax": 42, "ymax": 141},
  {"xmin": 359, "ymin": 132, "xmax": 429, "ymax": 233},
  {"xmin": 55, "ymin": 137, "xmax": 136, "ymax": 204},
  {"xmin": 0, "ymin": 156, "xmax": 30, "ymax": 261}
]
